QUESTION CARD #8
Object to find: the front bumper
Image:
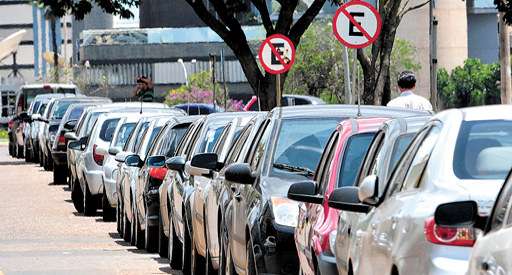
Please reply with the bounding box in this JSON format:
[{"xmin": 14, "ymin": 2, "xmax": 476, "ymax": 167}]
[{"xmin": 51, "ymin": 151, "xmax": 67, "ymax": 166}]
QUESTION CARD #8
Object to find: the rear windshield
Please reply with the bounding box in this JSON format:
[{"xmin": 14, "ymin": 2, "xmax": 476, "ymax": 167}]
[
  {"xmin": 454, "ymin": 120, "xmax": 512, "ymax": 180},
  {"xmin": 113, "ymin": 123, "xmax": 136, "ymax": 148},
  {"xmin": 338, "ymin": 133, "xmax": 376, "ymax": 188},
  {"xmin": 272, "ymin": 118, "xmax": 339, "ymax": 175},
  {"xmin": 99, "ymin": 118, "xmax": 120, "ymax": 142}
]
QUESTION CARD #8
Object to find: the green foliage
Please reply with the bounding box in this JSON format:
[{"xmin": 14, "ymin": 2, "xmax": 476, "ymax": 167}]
[
  {"xmin": 437, "ymin": 58, "xmax": 500, "ymax": 108},
  {"xmin": 32, "ymin": 0, "xmax": 138, "ymax": 20}
]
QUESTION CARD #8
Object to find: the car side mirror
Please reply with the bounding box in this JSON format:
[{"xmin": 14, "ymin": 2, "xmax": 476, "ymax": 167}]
[
  {"xmin": 125, "ymin": 154, "xmax": 143, "ymax": 168},
  {"xmin": 64, "ymin": 132, "xmax": 78, "ymax": 141},
  {"xmin": 108, "ymin": 147, "xmax": 120, "ymax": 156},
  {"xmin": 358, "ymin": 175, "xmax": 378, "ymax": 205},
  {"xmin": 147, "ymin": 155, "xmax": 166, "ymax": 167},
  {"xmin": 191, "ymin": 153, "xmax": 220, "ymax": 171},
  {"xmin": 434, "ymin": 201, "xmax": 478, "ymax": 227},
  {"xmin": 166, "ymin": 156, "xmax": 186, "ymax": 172},
  {"xmin": 328, "ymin": 187, "xmax": 371, "ymax": 213},
  {"xmin": 287, "ymin": 180, "xmax": 323, "ymax": 204},
  {"xmin": 68, "ymin": 140, "xmax": 81, "ymax": 150},
  {"xmin": 224, "ymin": 163, "xmax": 255, "ymax": 185},
  {"xmin": 63, "ymin": 119, "xmax": 78, "ymax": 131}
]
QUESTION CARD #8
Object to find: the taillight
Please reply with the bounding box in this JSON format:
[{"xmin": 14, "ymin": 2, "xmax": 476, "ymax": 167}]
[
  {"xmin": 58, "ymin": 134, "xmax": 66, "ymax": 146},
  {"xmin": 424, "ymin": 217, "xmax": 475, "ymax": 247},
  {"xmin": 149, "ymin": 167, "xmax": 167, "ymax": 181},
  {"xmin": 93, "ymin": 144, "xmax": 104, "ymax": 166}
]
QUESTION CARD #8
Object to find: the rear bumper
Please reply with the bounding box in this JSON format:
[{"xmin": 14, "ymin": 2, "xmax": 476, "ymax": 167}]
[{"xmin": 103, "ymin": 176, "xmax": 118, "ymax": 207}]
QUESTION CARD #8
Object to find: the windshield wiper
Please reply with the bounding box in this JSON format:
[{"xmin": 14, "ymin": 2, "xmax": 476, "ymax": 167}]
[{"xmin": 273, "ymin": 163, "xmax": 314, "ymax": 177}]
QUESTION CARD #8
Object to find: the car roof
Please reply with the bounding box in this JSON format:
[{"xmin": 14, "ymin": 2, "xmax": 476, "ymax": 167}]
[
  {"xmin": 283, "ymin": 94, "xmax": 325, "ymax": 104},
  {"xmin": 33, "ymin": 93, "xmax": 67, "ymax": 100},
  {"xmin": 270, "ymin": 104, "xmax": 429, "ymax": 119},
  {"xmin": 21, "ymin": 83, "xmax": 77, "ymax": 89},
  {"xmin": 449, "ymin": 105, "xmax": 512, "ymax": 121}
]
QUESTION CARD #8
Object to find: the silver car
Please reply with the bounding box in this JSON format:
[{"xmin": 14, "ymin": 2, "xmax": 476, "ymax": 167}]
[{"xmin": 328, "ymin": 105, "xmax": 512, "ymax": 275}]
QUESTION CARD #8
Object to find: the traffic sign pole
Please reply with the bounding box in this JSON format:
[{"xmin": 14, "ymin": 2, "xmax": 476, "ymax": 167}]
[{"xmin": 276, "ymin": 74, "xmax": 282, "ymax": 107}]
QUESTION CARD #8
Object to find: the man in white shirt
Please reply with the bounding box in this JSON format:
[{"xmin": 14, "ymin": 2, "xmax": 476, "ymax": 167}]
[{"xmin": 387, "ymin": 71, "xmax": 433, "ymax": 112}]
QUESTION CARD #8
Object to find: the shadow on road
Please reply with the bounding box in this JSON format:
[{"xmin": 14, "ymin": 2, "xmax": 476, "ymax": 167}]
[
  {"xmin": 109, "ymin": 232, "xmax": 122, "ymax": 239},
  {"xmin": 0, "ymin": 160, "xmax": 30, "ymax": 166}
]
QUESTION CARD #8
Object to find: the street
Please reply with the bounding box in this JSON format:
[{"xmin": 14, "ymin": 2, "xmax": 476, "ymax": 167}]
[{"xmin": 0, "ymin": 145, "xmax": 172, "ymax": 275}]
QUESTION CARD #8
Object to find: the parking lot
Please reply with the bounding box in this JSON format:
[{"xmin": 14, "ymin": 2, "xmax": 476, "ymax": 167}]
[{"xmin": 0, "ymin": 145, "xmax": 173, "ymax": 275}]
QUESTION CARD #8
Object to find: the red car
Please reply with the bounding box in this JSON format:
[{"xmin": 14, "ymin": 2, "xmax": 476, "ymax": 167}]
[{"xmin": 288, "ymin": 117, "xmax": 388, "ymax": 275}]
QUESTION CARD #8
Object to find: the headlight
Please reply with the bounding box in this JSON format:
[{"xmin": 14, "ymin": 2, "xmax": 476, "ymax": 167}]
[
  {"xmin": 271, "ymin": 197, "xmax": 299, "ymax": 227},
  {"xmin": 329, "ymin": 230, "xmax": 337, "ymax": 257}
]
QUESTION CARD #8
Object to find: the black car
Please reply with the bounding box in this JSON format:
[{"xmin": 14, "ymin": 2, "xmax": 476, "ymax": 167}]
[
  {"xmin": 134, "ymin": 116, "xmax": 199, "ymax": 254},
  {"xmin": 221, "ymin": 105, "xmax": 429, "ymax": 274}
]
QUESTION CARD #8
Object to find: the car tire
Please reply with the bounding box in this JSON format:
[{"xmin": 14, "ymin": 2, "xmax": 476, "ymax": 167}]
[
  {"xmin": 133, "ymin": 203, "xmax": 145, "ymax": 249},
  {"xmin": 144, "ymin": 207, "xmax": 158, "ymax": 253},
  {"xmin": 43, "ymin": 154, "xmax": 51, "ymax": 171},
  {"xmin": 83, "ymin": 183, "xmax": 97, "ymax": 216},
  {"xmin": 190, "ymin": 231, "xmax": 206, "ymax": 274},
  {"xmin": 24, "ymin": 147, "xmax": 31, "ymax": 162},
  {"xmin": 17, "ymin": 145, "xmax": 24, "ymax": 159},
  {"xmin": 102, "ymin": 187, "xmax": 116, "ymax": 222},
  {"xmin": 168, "ymin": 212, "xmax": 183, "ymax": 270},
  {"xmin": 246, "ymin": 240, "xmax": 257, "ymax": 275},
  {"xmin": 123, "ymin": 210, "xmax": 132, "ymax": 243},
  {"xmin": 182, "ymin": 218, "xmax": 192, "ymax": 275},
  {"xmin": 53, "ymin": 165, "xmax": 67, "ymax": 185},
  {"xmin": 158, "ymin": 215, "xmax": 169, "ymax": 258},
  {"xmin": 71, "ymin": 180, "xmax": 84, "ymax": 213},
  {"xmin": 117, "ymin": 197, "xmax": 123, "ymax": 234},
  {"xmin": 38, "ymin": 150, "xmax": 44, "ymax": 167}
]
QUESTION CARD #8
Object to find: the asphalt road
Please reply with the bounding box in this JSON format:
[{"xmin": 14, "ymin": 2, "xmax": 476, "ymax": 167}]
[{"xmin": 0, "ymin": 145, "xmax": 174, "ymax": 275}]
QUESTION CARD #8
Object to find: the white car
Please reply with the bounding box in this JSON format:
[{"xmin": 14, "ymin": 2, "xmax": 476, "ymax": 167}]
[
  {"xmin": 328, "ymin": 105, "xmax": 512, "ymax": 275},
  {"xmin": 437, "ymin": 170, "xmax": 512, "ymax": 275}
]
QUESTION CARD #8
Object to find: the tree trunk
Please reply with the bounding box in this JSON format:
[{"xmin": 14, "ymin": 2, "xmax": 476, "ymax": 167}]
[
  {"xmin": 50, "ymin": 16, "xmax": 59, "ymax": 83},
  {"xmin": 499, "ymin": 11, "xmax": 512, "ymax": 104}
]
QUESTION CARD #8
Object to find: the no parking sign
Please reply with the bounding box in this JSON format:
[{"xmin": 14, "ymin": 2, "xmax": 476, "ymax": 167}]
[
  {"xmin": 258, "ymin": 34, "xmax": 296, "ymax": 75},
  {"xmin": 333, "ymin": 1, "xmax": 382, "ymax": 49}
]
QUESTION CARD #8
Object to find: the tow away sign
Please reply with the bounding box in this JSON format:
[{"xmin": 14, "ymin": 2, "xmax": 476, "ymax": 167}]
[{"xmin": 333, "ymin": 1, "xmax": 382, "ymax": 49}]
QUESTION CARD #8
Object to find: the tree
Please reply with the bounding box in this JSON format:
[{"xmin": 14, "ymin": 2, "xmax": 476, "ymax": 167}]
[
  {"xmin": 356, "ymin": 0, "xmax": 430, "ymax": 105},
  {"xmin": 437, "ymin": 58, "xmax": 500, "ymax": 108}
]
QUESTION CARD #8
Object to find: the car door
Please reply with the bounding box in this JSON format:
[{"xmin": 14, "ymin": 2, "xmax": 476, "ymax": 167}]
[{"xmin": 231, "ymin": 119, "xmax": 271, "ymax": 269}]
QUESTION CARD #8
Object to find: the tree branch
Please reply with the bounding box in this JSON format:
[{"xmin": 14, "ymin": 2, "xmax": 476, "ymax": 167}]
[
  {"xmin": 289, "ymin": 0, "xmax": 328, "ymax": 45},
  {"xmin": 275, "ymin": 0, "xmax": 298, "ymax": 33},
  {"xmin": 251, "ymin": 0, "xmax": 274, "ymax": 34},
  {"xmin": 399, "ymin": 0, "xmax": 430, "ymax": 18},
  {"xmin": 184, "ymin": 0, "xmax": 232, "ymax": 43},
  {"xmin": 357, "ymin": 48, "xmax": 371, "ymax": 74}
]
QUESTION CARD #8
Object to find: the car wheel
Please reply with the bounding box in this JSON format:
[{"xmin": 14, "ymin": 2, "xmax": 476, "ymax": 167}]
[
  {"xmin": 182, "ymin": 216, "xmax": 192, "ymax": 275},
  {"xmin": 24, "ymin": 147, "xmax": 31, "ymax": 162},
  {"xmin": 133, "ymin": 203, "xmax": 145, "ymax": 249},
  {"xmin": 158, "ymin": 214, "xmax": 169, "ymax": 258},
  {"xmin": 190, "ymin": 231, "xmax": 206, "ymax": 274},
  {"xmin": 145, "ymin": 207, "xmax": 158, "ymax": 252},
  {"xmin": 43, "ymin": 154, "xmax": 50, "ymax": 171},
  {"xmin": 123, "ymin": 209, "xmax": 132, "ymax": 243},
  {"xmin": 102, "ymin": 187, "xmax": 116, "ymax": 222},
  {"xmin": 71, "ymin": 180, "xmax": 84, "ymax": 213},
  {"xmin": 38, "ymin": 150, "xmax": 44, "ymax": 167},
  {"xmin": 17, "ymin": 145, "xmax": 24, "ymax": 159},
  {"xmin": 245, "ymin": 240, "xmax": 257, "ymax": 275},
  {"xmin": 116, "ymin": 197, "xmax": 123, "ymax": 234},
  {"xmin": 83, "ymin": 183, "xmax": 97, "ymax": 216},
  {"xmin": 168, "ymin": 212, "xmax": 183, "ymax": 270},
  {"xmin": 53, "ymin": 166, "xmax": 67, "ymax": 185}
]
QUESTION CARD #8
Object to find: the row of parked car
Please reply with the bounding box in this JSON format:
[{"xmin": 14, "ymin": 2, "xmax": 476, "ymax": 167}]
[{"xmin": 9, "ymin": 88, "xmax": 512, "ymax": 275}]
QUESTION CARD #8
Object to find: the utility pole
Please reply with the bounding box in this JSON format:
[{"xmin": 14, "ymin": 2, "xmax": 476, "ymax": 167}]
[{"xmin": 499, "ymin": 11, "xmax": 512, "ymax": 104}]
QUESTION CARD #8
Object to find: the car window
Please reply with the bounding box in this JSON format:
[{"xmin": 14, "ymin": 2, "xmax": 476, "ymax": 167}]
[
  {"xmin": 143, "ymin": 126, "xmax": 163, "ymax": 157},
  {"xmin": 250, "ymin": 121, "xmax": 272, "ymax": 172},
  {"xmin": 213, "ymin": 124, "xmax": 232, "ymax": 155},
  {"xmin": 176, "ymin": 123, "xmax": 198, "ymax": 157},
  {"xmin": 68, "ymin": 106, "xmax": 85, "ymax": 120},
  {"xmin": 338, "ymin": 133, "xmax": 376, "ymax": 188},
  {"xmin": 357, "ymin": 130, "xmax": 385, "ymax": 186},
  {"xmin": 271, "ymin": 118, "xmax": 339, "ymax": 176},
  {"xmin": 134, "ymin": 122, "xmax": 150, "ymax": 150},
  {"xmin": 489, "ymin": 175, "xmax": 512, "ymax": 231},
  {"xmin": 51, "ymin": 101, "xmax": 80, "ymax": 119},
  {"xmin": 198, "ymin": 124, "xmax": 227, "ymax": 154},
  {"xmin": 99, "ymin": 118, "xmax": 120, "ymax": 142},
  {"xmin": 113, "ymin": 123, "xmax": 136, "ymax": 148},
  {"xmin": 84, "ymin": 112, "xmax": 105, "ymax": 135},
  {"xmin": 388, "ymin": 133, "xmax": 415, "ymax": 173},
  {"xmin": 31, "ymin": 101, "xmax": 41, "ymax": 114},
  {"xmin": 185, "ymin": 121, "xmax": 205, "ymax": 158},
  {"xmin": 38, "ymin": 103, "xmax": 47, "ymax": 115},
  {"xmin": 162, "ymin": 125, "xmax": 189, "ymax": 158},
  {"xmin": 454, "ymin": 120, "xmax": 512, "ymax": 180},
  {"xmin": 226, "ymin": 123, "xmax": 253, "ymax": 164}
]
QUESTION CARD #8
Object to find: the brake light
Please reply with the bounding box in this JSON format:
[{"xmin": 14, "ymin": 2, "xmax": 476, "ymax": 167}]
[
  {"xmin": 93, "ymin": 144, "xmax": 104, "ymax": 166},
  {"xmin": 58, "ymin": 134, "xmax": 66, "ymax": 146},
  {"xmin": 149, "ymin": 167, "xmax": 168, "ymax": 181},
  {"xmin": 424, "ymin": 217, "xmax": 475, "ymax": 247}
]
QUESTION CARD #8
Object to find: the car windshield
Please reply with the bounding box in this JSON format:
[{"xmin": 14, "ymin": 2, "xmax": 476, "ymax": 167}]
[
  {"xmin": 454, "ymin": 120, "xmax": 512, "ymax": 180},
  {"xmin": 114, "ymin": 123, "xmax": 136, "ymax": 148},
  {"xmin": 272, "ymin": 118, "xmax": 339, "ymax": 175},
  {"xmin": 338, "ymin": 133, "xmax": 376, "ymax": 188},
  {"xmin": 52, "ymin": 101, "xmax": 77, "ymax": 119},
  {"xmin": 68, "ymin": 106, "xmax": 85, "ymax": 120},
  {"xmin": 388, "ymin": 133, "xmax": 415, "ymax": 172}
]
